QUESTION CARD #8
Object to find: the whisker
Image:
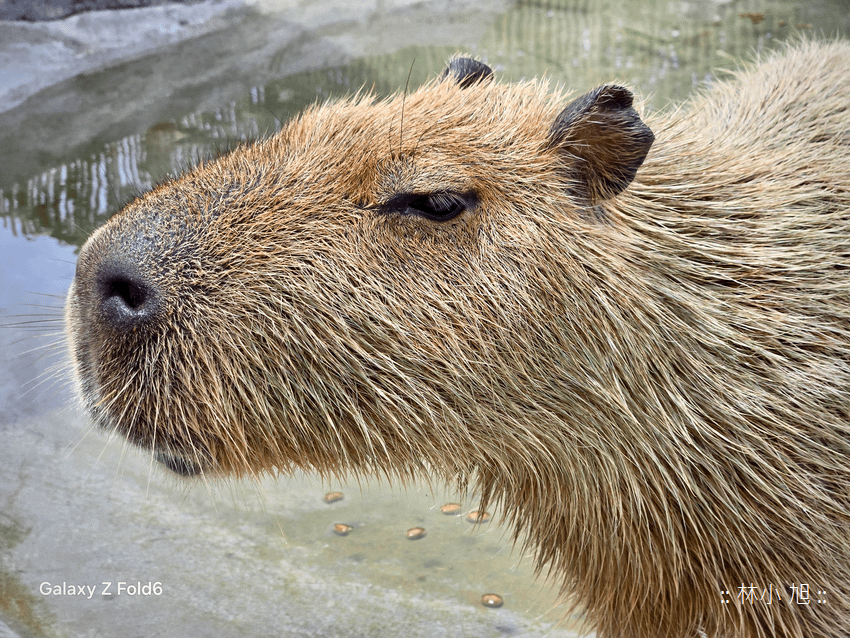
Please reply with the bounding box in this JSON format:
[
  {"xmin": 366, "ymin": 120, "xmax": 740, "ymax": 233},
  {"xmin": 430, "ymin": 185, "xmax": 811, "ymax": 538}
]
[
  {"xmin": 398, "ymin": 56, "xmax": 416, "ymax": 154},
  {"xmin": 25, "ymin": 288, "xmax": 73, "ymax": 297}
]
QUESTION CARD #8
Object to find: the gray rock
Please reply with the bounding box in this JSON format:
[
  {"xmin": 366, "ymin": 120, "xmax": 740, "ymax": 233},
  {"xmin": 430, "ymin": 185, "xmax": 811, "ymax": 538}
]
[{"xmin": 1, "ymin": 0, "xmax": 205, "ymax": 22}]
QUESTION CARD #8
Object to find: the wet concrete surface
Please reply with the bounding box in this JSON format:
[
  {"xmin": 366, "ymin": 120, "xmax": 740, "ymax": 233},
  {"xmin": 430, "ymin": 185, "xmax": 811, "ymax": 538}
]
[
  {"xmin": 0, "ymin": 0, "xmax": 249, "ymax": 112},
  {"xmin": 0, "ymin": 0, "xmax": 207, "ymax": 22},
  {"xmin": 1, "ymin": 406, "xmax": 579, "ymax": 637}
]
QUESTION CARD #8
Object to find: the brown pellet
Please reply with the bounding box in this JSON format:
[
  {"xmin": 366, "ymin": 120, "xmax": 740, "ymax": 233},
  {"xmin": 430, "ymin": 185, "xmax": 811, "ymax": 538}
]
[
  {"xmin": 406, "ymin": 526, "xmax": 426, "ymax": 540},
  {"xmin": 440, "ymin": 502, "xmax": 462, "ymax": 515},
  {"xmin": 466, "ymin": 510, "xmax": 491, "ymax": 524}
]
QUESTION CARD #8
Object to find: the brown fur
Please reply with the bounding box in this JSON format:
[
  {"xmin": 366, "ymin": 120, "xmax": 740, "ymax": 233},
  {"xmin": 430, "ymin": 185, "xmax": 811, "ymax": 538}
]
[{"xmin": 66, "ymin": 41, "xmax": 850, "ymax": 638}]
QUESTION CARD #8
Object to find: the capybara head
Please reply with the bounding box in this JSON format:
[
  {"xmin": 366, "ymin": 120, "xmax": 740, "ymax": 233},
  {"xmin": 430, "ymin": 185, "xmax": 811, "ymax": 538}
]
[
  {"xmin": 65, "ymin": 56, "xmax": 654, "ymax": 478},
  {"xmin": 66, "ymin": 43, "xmax": 850, "ymax": 638}
]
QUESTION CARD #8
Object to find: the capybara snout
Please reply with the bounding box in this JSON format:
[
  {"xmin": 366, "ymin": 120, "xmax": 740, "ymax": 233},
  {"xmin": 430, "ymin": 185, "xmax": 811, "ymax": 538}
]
[{"xmin": 67, "ymin": 42, "xmax": 850, "ymax": 638}]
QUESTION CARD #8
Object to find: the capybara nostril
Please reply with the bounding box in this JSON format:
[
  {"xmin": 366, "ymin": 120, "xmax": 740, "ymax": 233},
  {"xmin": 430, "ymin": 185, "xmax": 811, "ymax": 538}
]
[{"xmin": 95, "ymin": 262, "xmax": 159, "ymax": 329}]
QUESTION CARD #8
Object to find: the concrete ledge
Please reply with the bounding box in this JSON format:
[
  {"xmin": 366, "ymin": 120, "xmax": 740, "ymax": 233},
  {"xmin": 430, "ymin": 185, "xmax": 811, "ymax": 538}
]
[
  {"xmin": 0, "ymin": 0, "xmax": 210, "ymax": 22},
  {"xmin": 0, "ymin": 0, "xmax": 248, "ymax": 112}
]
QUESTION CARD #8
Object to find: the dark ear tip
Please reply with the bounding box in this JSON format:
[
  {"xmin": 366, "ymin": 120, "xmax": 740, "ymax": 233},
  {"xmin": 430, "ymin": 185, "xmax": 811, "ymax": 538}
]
[
  {"xmin": 440, "ymin": 56, "xmax": 494, "ymax": 89},
  {"xmin": 596, "ymin": 85, "xmax": 634, "ymax": 109}
]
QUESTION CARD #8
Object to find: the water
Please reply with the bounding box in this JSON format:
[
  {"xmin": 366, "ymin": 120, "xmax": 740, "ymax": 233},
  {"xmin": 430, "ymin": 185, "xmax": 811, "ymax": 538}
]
[{"xmin": 1, "ymin": 0, "xmax": 848, "ymax": 636}]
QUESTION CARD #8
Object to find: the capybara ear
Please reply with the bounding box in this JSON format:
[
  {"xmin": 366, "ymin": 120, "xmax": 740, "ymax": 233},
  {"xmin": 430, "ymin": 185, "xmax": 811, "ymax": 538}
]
[
  {"xmin": 550, "ymin": 84, "xmax": 654, "ymax": 201},
  {"xmin": 439, "ymin": 56, "xmax": 494, "ymax": 88}
]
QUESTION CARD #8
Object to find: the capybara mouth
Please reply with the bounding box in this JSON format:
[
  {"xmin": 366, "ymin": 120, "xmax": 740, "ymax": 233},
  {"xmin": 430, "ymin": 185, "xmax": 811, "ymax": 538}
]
[{"xmin": 155, "ymin": 452, "xmax": 206, "ymax": 477}]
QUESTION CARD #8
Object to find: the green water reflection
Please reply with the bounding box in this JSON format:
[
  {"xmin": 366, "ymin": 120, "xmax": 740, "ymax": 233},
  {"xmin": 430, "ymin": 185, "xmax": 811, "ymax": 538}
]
[{"xmin": 1, "ymin": 0, "xmax": 847, "ymax": 246}]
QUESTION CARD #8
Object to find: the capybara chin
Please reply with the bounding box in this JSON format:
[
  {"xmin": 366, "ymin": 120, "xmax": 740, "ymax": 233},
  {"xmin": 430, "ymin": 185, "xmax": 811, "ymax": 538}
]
[{"xmin": 65, "ymin": 40, "xmax": 850, "ymax": 638}]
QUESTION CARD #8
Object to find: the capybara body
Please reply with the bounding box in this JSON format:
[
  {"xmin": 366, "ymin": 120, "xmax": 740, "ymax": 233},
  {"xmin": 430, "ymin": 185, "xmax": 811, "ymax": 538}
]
[{"xmin": 66, "ymin": 41, "xmax": 850, "ymax": 638}]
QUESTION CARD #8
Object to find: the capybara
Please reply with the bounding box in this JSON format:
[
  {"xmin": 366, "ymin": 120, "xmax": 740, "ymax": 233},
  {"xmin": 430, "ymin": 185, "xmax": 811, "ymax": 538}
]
[{"xmin": 65, "ymin": 40, "xmax": 850, "ymax": 638}]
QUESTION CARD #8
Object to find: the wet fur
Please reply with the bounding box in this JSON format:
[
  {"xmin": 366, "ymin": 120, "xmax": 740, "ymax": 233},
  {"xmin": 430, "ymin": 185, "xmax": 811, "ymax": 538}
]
[{"xmin": 66, "ymin": 41, "xmax": 850, "ymax": 638}]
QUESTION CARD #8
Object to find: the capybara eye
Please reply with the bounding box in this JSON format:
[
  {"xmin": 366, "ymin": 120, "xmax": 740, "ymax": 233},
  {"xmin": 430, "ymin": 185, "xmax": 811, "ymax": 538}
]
[
  {"xmin": 406, "ymin": 193, "xmax": 468, "ymax": 221},
  {"xmin": 381, "ymin": 191, "xmax": 476, "ymax": 222}
]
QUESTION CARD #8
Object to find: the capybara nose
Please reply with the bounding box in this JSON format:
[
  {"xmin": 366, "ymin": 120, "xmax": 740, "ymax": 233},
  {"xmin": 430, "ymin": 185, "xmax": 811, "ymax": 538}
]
[{"xmin": 94, "ymin": 258, "xmax": 161, "ymax": 330}]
